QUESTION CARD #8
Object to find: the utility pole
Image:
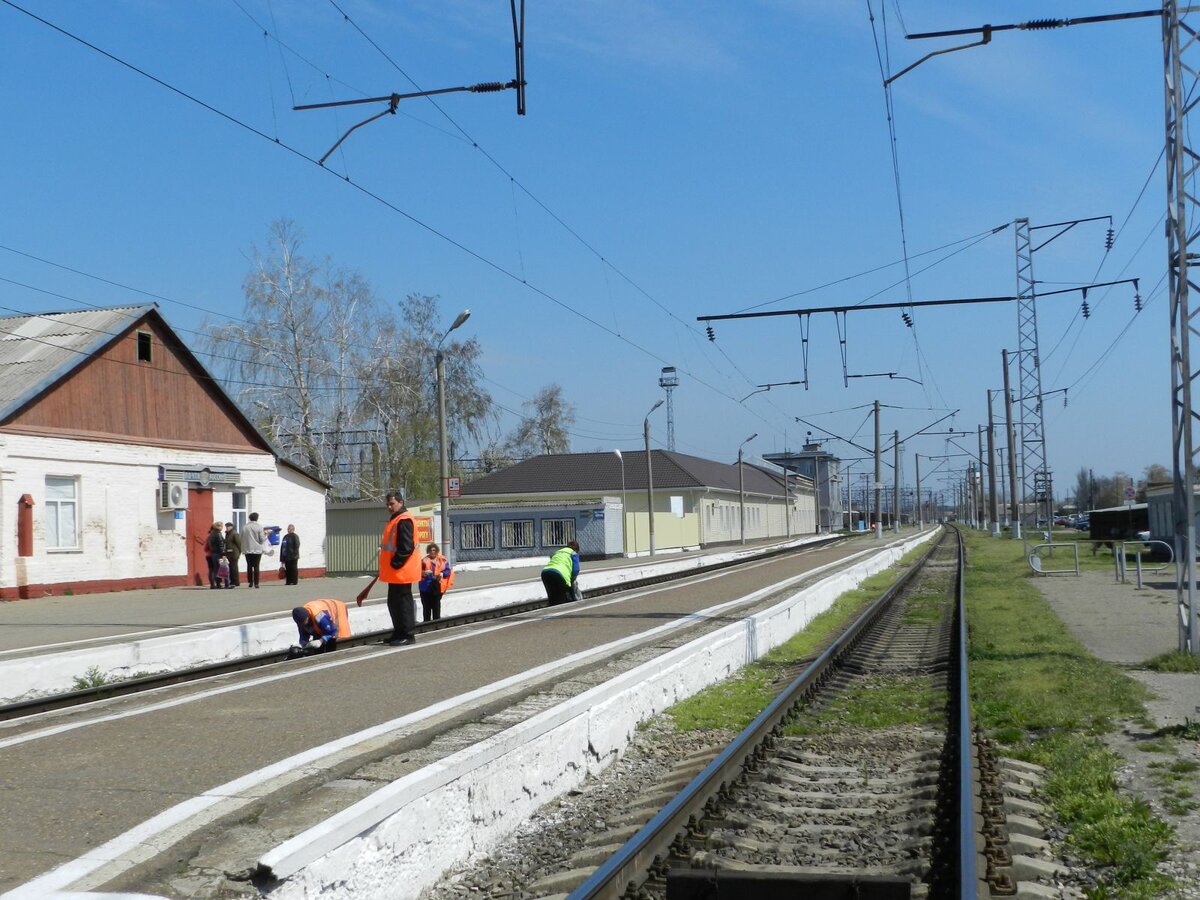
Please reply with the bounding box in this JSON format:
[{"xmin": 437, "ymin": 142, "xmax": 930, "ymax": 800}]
[
  {"xmin": 1165, "ymin": 0, "xmax": 1200, "ymax": 653},
  {"xmin": 893, "ymin": 430, "xmax": 901, "ymax": 533},
  {"xmin": 658, "ymin": 367, "xmax": 679, "ymax": 452},
  {"xmin": 1002, "ymin": 349, "xmax": 1021, "ymax": 539},
  {"xmin": 915, "ymin": 453, "xmax": 923, "ymax": 528},
  {"xmin": 987, "ymin": 393, "xmax": 999, "ymax": 536},
  {"xmin": 874, "ymin": 400, "xmax": 883, "ymax": 539},
  {"xmin": 977, "ymin": 425, "xmax": 987, "ymax": 532}
]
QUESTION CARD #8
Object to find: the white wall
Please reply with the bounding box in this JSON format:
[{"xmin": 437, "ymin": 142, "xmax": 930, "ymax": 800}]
[{"xmin": 0, "ymin": 433, "xmax": 326, "ymax": 591}]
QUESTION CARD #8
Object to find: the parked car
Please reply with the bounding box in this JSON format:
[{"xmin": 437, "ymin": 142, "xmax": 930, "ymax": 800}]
[{"xmin": 1073, "ymin": 516, "xmax": 1090, "ymax": 531}]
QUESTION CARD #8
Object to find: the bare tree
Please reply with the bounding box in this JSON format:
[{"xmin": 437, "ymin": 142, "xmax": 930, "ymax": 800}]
[
  {"xmin": 356, "ymin": 294, "xmax": 493, "ymax": 500},
  {"xmin": 202, "ymin": 220, "xmax": 378, "ymax": 491},
  {"xmin": 505, "ymin": 384, "xmax": 575, "ymax": 457}
]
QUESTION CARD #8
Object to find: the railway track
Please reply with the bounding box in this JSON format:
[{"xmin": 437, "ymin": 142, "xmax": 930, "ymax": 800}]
[
  {"xmin": 0, "ymin": 537, "xmax": 845, "ymax": 722},
  {"xmin": 422, "ymin": 526, "xmax": 998, "ymax": 900},
  {"xmin": 571, "ymin": 527, "xmax": 973, "ymax": 899}
]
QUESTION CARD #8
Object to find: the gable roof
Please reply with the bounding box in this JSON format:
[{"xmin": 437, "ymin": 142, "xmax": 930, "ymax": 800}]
[
  {"xmin": 461, "ymin": 449, "xmax": 804, "ymax": 498},
  {"xmin": 0, "ymin": 304, "xmax": 329, "ymax": 486}
]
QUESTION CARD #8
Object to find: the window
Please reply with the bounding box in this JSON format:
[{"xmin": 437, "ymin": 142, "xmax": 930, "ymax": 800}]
[
  {"xmin": 460, "ymin": 521, "xmax": 494, "ymax": 550},
  {"xmin": 542, "ymin": 518, "xmax": 575, "ymax": 547},
  {"xmin": 232, "ymin": 492, "xmax": 247, "ymax": 532},
  {"xmin": 136, "ymin": 331, "xmax": 153, "ymax": 363},
  {"xmin": 45, "ymin": 476, "xmax": 79, "ymax": 550},
  {"xmin": 501, "ymin": 519, "xmax": 535, "ymax": 549}
]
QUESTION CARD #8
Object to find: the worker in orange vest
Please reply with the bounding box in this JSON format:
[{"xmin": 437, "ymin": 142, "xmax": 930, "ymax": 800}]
[
  {"xmin": 419, "ymin": 542, "xmax": 454, "ymax": 622},
  {"xmin": 379, "ymin": 490, "xmax": 421, "ymax": 645},
  {"xmin": 290, "ymin": 598, "xmax": 351, "ymax": 655}
]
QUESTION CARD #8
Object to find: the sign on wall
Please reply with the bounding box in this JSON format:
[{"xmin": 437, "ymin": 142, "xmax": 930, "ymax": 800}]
[{"xmin": 415, "ymin": 516, "xmax": 433, "ymax": 543}]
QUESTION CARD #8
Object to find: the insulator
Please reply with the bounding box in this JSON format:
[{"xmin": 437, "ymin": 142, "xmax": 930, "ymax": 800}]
[
  {"xmin": 901, "ymin": 312, "xmax": 913, "ymax": 327},
  {"xmin": 1081, "ymin": 300, "xmax": 1090, "ymax": 319},
  {"xmin": 1021, "ymin": 18, "xmax": 1065, "ymax": 30},
  {"xmin": 1135, "ymin": 292, "xmax": 1142, "ymax": 312},
  {"xmin": 468, "ymin": 81, "xmax": 508, "ymax": 93},
  {"xmin": 1105, "ymin": 228, "xmax": 1115, "ymax": 251},
  {"xmin": 706, "ymin": 325, "xmax": 715, "ymax": 342}
]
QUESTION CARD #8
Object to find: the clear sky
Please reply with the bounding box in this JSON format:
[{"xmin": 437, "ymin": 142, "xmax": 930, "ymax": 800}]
[{"xmin": 0, "ymin": 1, "xmax": 1174, "ymax": 505}]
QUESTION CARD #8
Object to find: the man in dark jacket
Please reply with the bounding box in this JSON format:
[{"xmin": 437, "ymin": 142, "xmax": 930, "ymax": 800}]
[
  {"xmin": 223, "ymin": 523, "xmax": 243, "ymax": 588},
  {"xmin": 378, "ymin": 491, "xmax": 420, "ymax": 645}
]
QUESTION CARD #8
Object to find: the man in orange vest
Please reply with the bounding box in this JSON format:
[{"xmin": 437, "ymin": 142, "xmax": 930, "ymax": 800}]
[
  {"xmin": 379, "ymin": 490, "xmax": 421, "ymax": 645},
  {"xmin": 290, "ymin": 598, "xmax": 351, "ymax": 655}
]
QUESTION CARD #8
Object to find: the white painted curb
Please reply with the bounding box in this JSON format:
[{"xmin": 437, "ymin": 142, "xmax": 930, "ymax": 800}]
[
  {"xmin": 0, "ymin": 539, "xmax": 824, "ymax": 703},
  {"xmin": 262, "ymin": 530, "xmax": 936, "ymax": 898}
]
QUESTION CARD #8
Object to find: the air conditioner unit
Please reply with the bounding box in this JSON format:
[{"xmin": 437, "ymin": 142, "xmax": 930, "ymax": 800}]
[{"xmin": 158, "ymin": 481, "xmax": 188, "ymax": 511}]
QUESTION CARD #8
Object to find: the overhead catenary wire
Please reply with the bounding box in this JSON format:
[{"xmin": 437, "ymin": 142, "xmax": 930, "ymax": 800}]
[{"xmin": 2, "ymin": 0, "xmax": 829, "ymax": 454}]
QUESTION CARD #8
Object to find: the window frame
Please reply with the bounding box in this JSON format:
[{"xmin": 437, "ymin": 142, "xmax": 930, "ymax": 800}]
[
  {"xmin": 136, "ymin": 330, "xmax": 153, "ymax": 363},
  {"xmin": 45, "ymin": 475, "xmax": 81, "ymax": 552},
  {"xmin": 501, "ymin": 519, "xmax": 535, "ymax": 549},
  {"xmin": 541, "ymin": 518, "xmax": 575, "ymax": 547},
  {"xmin": 460, "ymin": 521, "xmax": 495, "ymax": 551}
]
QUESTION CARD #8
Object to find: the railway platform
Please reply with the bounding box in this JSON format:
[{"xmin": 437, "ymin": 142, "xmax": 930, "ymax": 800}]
[{"xmin": 0, "ymin": 529, "xmax": 916, "ymax": 899}]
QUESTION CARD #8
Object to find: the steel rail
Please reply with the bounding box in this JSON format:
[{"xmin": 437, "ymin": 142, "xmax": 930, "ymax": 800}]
[
  {"xmin": 0, "ymin": 536, "xmax": 846, "ymax": 722},
  {"xmin": 954, "ymin": 526, "xmax": 980, "ymax": 897},
  {"xmin": 568, "ymin": 527, "xmax": 953, "ymax": 900}
]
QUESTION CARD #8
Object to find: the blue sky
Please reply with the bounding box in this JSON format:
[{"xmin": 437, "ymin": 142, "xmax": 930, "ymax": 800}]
[{"xmin": 1, "ymin": 1, "xmax": 1172, "ymax": 504}]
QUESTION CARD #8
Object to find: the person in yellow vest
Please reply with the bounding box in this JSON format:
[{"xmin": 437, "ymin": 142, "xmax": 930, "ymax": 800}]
[
  {"xmin": 379, "ymin": 490, "xmax": 421, "ymax": 645},
  {"xmin": 418, "ymin": 542, "xmax": 454, "ymax": 622},
  {"xmin": 541, "ymin": 541, "xmax": 581, "ymax": 605},
  {"xmin": 290, "ymin": 598, "xmax": 351, "ymax": 655}
]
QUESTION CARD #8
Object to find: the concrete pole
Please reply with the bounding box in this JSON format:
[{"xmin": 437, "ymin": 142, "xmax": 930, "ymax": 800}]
[
  {"xmin": 893, "ymin": 430, "xmax": 901, "ymax": 533},
  {"xmin": 915, "ymin": 453, "xmax": 922, "ymax": 528},
  {"xmin": 987, "ymin": 391, "xmax": 1000, "ymax": 536},
  {"xmin": 1003, "ymin": 350, "xmax": 1021, "ymax": 539},
  {"xmin": 874, "ymin": 400, "xmax": 882, "ymax": 539},
  {"xmin": 738, "ymin": 447, "xmax": 746, "ymax": 544},
  {"xmin": 437, "ymin": 349, "xmax": 451, "ymax": 557},
  {"xmin": 644, "ymin": 420, "xmax": 656, "ymax": 556}
]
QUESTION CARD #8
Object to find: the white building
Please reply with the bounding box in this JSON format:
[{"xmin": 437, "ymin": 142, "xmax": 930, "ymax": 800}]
[{"xmin": 0, "ymin": 305, "xmax": 327, "ymax": 598}]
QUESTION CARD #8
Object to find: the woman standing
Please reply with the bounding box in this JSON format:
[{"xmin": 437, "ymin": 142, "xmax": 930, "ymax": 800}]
[
  {"xmin": 418, "ymin": 543, "xmax": 453, "ymax": 622},
  {"xmin": 280, "ymin": 524, "xmax": 300, "ymax": 585},
  {"xmin": 204, "ymin": 521, "xmax": 225, "ymax": 590}
]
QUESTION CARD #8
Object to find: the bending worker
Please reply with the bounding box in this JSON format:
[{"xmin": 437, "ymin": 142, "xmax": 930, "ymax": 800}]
[
  {"xmin": 541, "ymin": 540, "xmax": 581, "ymax": 605},
  {"xmin": 291, "ymin": 598, "xmax": 351, "ymax": 655}
]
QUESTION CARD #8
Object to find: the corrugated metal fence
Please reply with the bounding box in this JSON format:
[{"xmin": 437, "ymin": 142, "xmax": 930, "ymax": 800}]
[{"xmin": 326, "ymin": 502, "xmax": 387, "ymax": 575}]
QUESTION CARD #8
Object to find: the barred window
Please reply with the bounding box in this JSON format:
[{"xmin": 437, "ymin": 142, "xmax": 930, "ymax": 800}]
[
  {"xmin": 460, "ymin": 521, "xmax": 494, "ymax": 550},
  {"xmin": 542, "ymin": 518, "xmax": 575, "ymax": 547},
  {"xmin": 501, "ymin": 519, "xmax": 535, "ymax": 549}
]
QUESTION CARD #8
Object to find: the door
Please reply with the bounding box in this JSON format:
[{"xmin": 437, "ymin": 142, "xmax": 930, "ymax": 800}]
[{"xmin": 186, "ymin": 488, "xmax": 213, "ymax": 585}]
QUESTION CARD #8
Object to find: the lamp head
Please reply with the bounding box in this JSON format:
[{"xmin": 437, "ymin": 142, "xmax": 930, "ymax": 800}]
[
  {"xmin": 449, "ymin": 309, "xmax": 471, "ymax": 332},
  {"xmin": 647, "ymin": 399, "xmax": 664, "ymax": 416},
  {"xmin": 613, "ymin": 449, "xmax": 622, "ymax": 460}
]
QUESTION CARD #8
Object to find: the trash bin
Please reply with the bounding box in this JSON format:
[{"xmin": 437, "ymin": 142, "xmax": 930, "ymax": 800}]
[{"xmin": 265, "ymin": 526, "xmax": 282, "ymax": 546}]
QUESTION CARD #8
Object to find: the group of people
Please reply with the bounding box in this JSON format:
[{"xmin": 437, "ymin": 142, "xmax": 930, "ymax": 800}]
[
  {"xmin": 287, "ymin": 489, "xmax": 582, "ymax": 656},
  {"xmin": 203, "ymin": 514, "xmax": 302, "ymax": 589}
]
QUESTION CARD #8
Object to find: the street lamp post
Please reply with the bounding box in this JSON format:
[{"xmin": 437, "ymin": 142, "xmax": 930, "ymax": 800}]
[
  {"xmin": 644, "ymin": 400, "xmax": 664, "ymax": 555},
  {"xmin": 613, "ymin": 449, "xmax": 627, "ymax": 555},
  {"xmin": 738, "ymin": 433, "xmax": 757, "ymax": 544},
  {"xmin": 436, "ymin": 309, "xmax": 471, "ymax": 563}
]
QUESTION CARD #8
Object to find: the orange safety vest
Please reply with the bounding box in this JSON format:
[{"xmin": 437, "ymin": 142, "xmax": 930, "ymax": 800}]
[
  {"xmin": 379, "ymin": 510, "xmax": 422, "ymax": 584},
  {"xmin": 421, "ymin": 554, "xmax": 455, "ymax": 593},
  {"xmin": 303, "ymin": 598, "xmax": 351, "ymax": 640}
]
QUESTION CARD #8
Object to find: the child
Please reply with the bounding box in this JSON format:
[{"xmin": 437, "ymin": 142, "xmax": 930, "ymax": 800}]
[{"xmin": 216, "ymin": 555, "xmax": 231, "ymax": 589}]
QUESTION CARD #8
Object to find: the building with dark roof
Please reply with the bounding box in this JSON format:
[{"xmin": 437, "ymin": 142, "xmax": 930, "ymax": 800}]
[
  {"xmin": 450, "ymin": 449, "xmax": 815, "ymax": 561},
  {"xmin": 0, "ymin": 305, "xmax": 328, "ymax": 598}
]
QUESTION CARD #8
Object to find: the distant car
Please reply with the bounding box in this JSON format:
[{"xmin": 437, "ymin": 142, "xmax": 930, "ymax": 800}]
[
  {"xmin": 1074, "ymin": 517, "xmax": 1090, "ymax": 531},
  {"xmin": 1053, "ymin": 516, "xmax": 1069, "ymax": 526},
  {"xmin": 1137, "ymin": 529, "xmax": 1151, "ymax": 541}
]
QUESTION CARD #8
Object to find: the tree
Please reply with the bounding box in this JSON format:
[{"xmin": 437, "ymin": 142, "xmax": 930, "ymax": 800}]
[
  {"xmin": 203, "ymin": 220, "xmax": 377, "ymax": 492},
  {"xmin": 356, "ymin": 294, "xmax": 493, "ymax": 500},
  {"xmin": 1073, "ymin": 467, "xmax": 1093, "ymax": 512},
  {"xmin": 505, "ymin": 384, "xmax": 575, "ymax": 457}
]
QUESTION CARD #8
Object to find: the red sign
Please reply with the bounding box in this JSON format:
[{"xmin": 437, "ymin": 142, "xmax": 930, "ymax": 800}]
[
  {"xmin": 447, "ymin": 477, "xmax": 462, "ymax": 498},
  {"xmin": 414, "ymin": 516, "xmax": 433, "ymax": 543}
]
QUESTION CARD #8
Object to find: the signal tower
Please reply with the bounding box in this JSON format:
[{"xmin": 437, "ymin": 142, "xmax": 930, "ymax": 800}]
[{"xmin": 659, "ymin": 366, "xmax": 679, "ymax": 452}]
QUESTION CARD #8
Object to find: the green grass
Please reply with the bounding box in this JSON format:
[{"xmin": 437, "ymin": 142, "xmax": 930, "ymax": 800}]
[
  {"xmin": 71, "ymin": 665, "xmax": 109, "ymax": 691},
  {"xmin": 785, "ymin": 674, "xmax": 945, "ymax": 736},
  {"xmin": 1143, "ymin": 651, "xmax": 1200, "ymax": 673},
  {"xmin": 962, "ymin": 530, "xmax": 1175, "ymax": 898},
  {"xmin": 667, "ymin": 547, "xmax": 927, "ymax": 733}
]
